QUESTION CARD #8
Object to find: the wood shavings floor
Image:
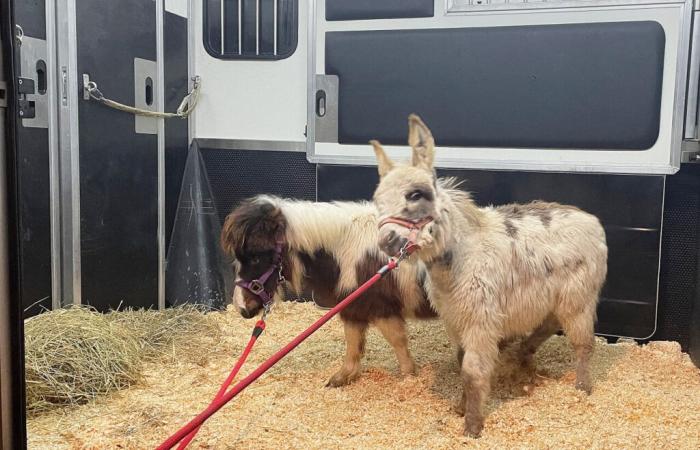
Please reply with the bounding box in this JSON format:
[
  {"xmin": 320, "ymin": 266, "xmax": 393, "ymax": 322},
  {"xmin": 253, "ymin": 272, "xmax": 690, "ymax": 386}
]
[{"xmin": 28, "ymin": 302, "xmax": 700, "ymax": 449}]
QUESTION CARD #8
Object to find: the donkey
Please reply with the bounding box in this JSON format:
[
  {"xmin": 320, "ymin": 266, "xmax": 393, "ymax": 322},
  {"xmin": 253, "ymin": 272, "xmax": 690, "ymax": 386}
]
[
  {"xmin": 371, "ymin": 115, "xmax": 608, "ymax": 437},
  {"xmin": 221, "ymin": 196, "xmax": 437, "ymax": 387}
]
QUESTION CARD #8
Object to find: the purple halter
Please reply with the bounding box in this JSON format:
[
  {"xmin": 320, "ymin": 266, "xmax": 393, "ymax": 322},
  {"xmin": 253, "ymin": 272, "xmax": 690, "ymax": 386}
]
[{"xmin": 235, "ymin": 240, "xmax": 285, "ymax": 308}]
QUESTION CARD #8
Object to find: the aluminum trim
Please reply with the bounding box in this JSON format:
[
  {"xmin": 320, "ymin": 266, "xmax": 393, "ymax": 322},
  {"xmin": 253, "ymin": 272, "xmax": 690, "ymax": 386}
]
[
  {"xmin": 157, "ymin": 0, "xmax": 166, "ymax": 310},
  {"xmin": 187, "ymin": 0, "xmax": 194, "ymax": 144},
  {"xmin": 46, "ymin": 0, "xmax": 62, "ymax": 310},
  {"xmin": 446, "ymin": 0, "xmax": 689, "ymax": 14},
  {"xmin": 670, "ymin": 0, "xmax": 694, "ymax": 170},
  {"xmin": 305, "ymin": 0, "xmax": 317, "ymax": 161},
  {"xmin": 56, "ymin": 0, "xmax": 82, "ymax": 305},
  {"xmin": 195, "ymin": 138, "xmax": 306, "ymax": 151},
  {"xmin": 308, "ymin": 153, "xmax": 680, "ymax": 175},
  {"xmin": 684, "ymin": 12, "xmax": 700, "ymax": 140}
]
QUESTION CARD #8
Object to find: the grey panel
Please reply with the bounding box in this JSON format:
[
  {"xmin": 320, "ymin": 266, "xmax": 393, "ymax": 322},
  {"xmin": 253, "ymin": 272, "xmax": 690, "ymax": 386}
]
[
  {"xmin": 77, "ymin": 0, "xmax": 158, "ymax": 311},
  {"xmin": 326, "ymin": 0, "xmax": 434, "ymax": 21},
  {"xmin": 18, "ymin": 36, "xmax": 48, "ymax": 129},
  {"xmin": 325, "ymin": 22, "xmax": 665, "ymax": 150},
  {"xmin": 133, "ymin": 57, "xmax": 157, "ymax": 135}
]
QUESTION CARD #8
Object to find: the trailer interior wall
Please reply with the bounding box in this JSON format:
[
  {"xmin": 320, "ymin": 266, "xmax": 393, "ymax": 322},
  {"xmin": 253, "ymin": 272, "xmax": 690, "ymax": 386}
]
[{"xmin": 190, "ymin": 0, "xmax": 700, "ymax": 350}]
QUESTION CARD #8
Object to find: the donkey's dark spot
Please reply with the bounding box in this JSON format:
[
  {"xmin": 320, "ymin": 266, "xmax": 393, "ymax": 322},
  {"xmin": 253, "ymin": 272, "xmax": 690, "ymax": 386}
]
[
  {"xmin": 504, "ymin": 219, "xmax": 518, "ymax": 238},
  {"xmin": 430, "ymin": 250, "xmax": 453, "ymax": 268},
  {"xmin": 498, "ymin": 204, "xmax": 525, "ymax": 220},
  {"xmin": 528, "ymin": 208, "xmax": 552, "ymax": 228}
]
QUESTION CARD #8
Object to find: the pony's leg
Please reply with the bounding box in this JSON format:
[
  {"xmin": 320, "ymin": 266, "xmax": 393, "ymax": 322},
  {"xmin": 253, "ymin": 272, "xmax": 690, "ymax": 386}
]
[
  {"xmin": 459, "ymin": 336, "xmax": 499, "ymax": 438},
  {"xmin": 374, "ymin": 316, "xmax": 416, "ymax": 376},
  {"xmin": 327, "ymin": 320, "xmax": 368, "ymax": 387},
  {"xmin": 517, "ymin": 315, "xmax": 560, "ymax": 370},
  {"xmin": 558, "ymin": 304, "xmax": 596, "ymax": 394}
]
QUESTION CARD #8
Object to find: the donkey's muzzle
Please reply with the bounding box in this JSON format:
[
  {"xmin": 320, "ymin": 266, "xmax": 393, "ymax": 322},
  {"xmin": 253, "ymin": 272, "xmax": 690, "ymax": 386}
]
[{"xmin": 379, "ymin": 229, "xmax": 409, "ymax": 258}]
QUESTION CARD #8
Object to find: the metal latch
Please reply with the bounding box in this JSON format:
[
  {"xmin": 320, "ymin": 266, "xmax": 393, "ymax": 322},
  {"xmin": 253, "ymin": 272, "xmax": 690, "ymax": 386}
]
[
  {"xmin": 17, "ymin": 77, "xmax": 36, "ymax": 118},
  {"xmin": 0, "ymin": 81, "xmax": 7, "ymax": 108}
]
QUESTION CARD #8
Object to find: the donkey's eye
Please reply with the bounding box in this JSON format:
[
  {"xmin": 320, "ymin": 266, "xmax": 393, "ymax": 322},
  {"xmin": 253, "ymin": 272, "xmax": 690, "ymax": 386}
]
[
  {"xmin": 251, "ymin": 256, "xmax": 260, "ymax": 265},
  {"xmin": 406, "ymin": 190, "xmax": 425, "ymax": 202}
]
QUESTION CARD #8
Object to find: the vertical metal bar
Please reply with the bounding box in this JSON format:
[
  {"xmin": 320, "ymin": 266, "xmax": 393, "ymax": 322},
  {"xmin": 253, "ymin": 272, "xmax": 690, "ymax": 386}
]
[
  {"xmin": 255, "ymin": 0, "xmax": 259, "ymax": 55},
  {"xmin": 273, "ymin": 0, "xmax": 277, "ymax": 55},
  {"xmin": 187, "ymin": 0, "xmax": 194, "ymax": 143},
  {"xmin": 238, "ymin": 0, "xmax": 242, "ymax": 55},
  {"xmin": 45, "ymin": 0, "xmax": 62, "ymax": 310},
  {"xmin": 156, "ymin": 0, "xmax": 166, "ymax": 310},
  {"xmin": 0, "ymin": 31, "xmax": 14, "ymax": 450},
  {"xmin": 56, "ymin": 0, "xmax": 82, "ymax": 305},
  {"xmin": 220, "ymin": 0, "xmax": 225, "ymax": 55}
]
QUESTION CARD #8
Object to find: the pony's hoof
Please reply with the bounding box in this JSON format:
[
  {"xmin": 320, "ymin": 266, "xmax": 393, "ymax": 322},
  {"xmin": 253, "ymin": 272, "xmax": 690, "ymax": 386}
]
[
  {"xmin": 326, "ymin": 370, "xmax": 358, "ymax": 388},
  {"xmin": 399, "ymin": 363, "xmax": 417, "ymax": 377},
  {"xmin": 575, "ymin": 380, "xmax": 592, "ymax": 395},
  {"xmin": 463, "ymin": 420, "xmax": 484, "ymax": 438}
]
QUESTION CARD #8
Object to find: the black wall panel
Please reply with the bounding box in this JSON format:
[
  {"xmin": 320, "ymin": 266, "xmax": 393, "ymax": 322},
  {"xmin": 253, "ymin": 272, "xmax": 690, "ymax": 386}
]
[
  {"xmin": 326, "ymin": 0, "xmax": 434, "ymax": 21},
  {"xmin": 76, "ymin": 0, "xmax": 158, "ymax": 311},
  {"xmin": 16, "ymin": 127, "xmax": 51, "ymax": 317},
  {"xmin": 656, "ymin": 165, "xmax": 700, "ymax": 349},
  {"xmin": 317, "ymin": 165, "xmax": 663, "ymax": 340},
  {"xmin": 14, "ymin": 1, "xmax": 51, "ymax": 316},
  {"xmin": 164, "ymin": 11, "xmax": 189, "ymax": 249},
  {"xmin": 325, "ymin": 22, "xmax": 664, "ymax": 150},
  {"xmin": 199, "ymin": 148, "xmax": 316, "ymax": 223},
  {"xmin": 14, "ymin": 0, "xmax": 46, "ymax": 40},
  {"xmin": 201, "ymin": 149, "xmax": 699, "ymax": 349}
]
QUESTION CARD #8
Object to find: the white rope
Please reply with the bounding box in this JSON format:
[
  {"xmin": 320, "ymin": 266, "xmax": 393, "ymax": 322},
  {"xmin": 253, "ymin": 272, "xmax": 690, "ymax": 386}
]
[{"xmin": 85, "ymin": 75, "xmax": 201, "ymax": 119}]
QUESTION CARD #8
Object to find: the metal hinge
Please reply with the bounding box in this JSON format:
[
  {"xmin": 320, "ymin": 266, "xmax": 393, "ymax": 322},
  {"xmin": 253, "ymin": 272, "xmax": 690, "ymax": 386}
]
[
  {"xmin": 682, "ymin": 140, "xmax": 700, "ymax": 163},
  {"xmin": 16, "ymin": 77, "xmax": 36, "ymax": 118}
]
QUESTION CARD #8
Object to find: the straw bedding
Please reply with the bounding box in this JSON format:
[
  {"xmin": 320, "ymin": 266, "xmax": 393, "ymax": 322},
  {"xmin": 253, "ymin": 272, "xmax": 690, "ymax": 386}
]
[
  {"xmin": 24, "ymin": 305, "xmax": 220, "ymax": 413},
  {"xmin": 28, "ymin": 302, "xmax": 700, "ymax": 449}
]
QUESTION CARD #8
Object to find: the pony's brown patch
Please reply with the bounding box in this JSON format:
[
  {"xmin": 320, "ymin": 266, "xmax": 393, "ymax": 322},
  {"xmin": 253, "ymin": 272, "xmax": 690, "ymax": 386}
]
[{"xmin": 221, "ymin": 199, "xmax": 287, "ymax": 258}]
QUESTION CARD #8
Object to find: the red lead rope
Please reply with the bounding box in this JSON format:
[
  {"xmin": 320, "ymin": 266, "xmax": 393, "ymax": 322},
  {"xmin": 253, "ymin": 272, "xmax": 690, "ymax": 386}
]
[
  {"xmin": 175, "ymin": 320, "xmax": 266, "ymax": 449},
  {"xmin": 156, "ymin": 258, "xmax": 401, "ymax": 450}
]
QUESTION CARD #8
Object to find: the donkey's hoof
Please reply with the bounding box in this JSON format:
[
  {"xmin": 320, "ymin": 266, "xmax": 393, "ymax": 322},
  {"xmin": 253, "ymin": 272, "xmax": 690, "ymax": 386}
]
[
  {"xmin": 575, "ymin": 380, "xmax": 593, "ymax": 395},
  {"xmin": 463, "ymin": 420, "xmax": 484, "ymax": 438},
  {"xmin": 326, "ymin": 370, "xmax": 359, "ymax": 388}
]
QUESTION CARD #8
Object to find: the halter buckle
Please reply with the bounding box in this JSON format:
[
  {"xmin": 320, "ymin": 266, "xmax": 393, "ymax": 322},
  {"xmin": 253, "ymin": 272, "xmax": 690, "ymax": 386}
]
[{"xmin": 248, "ymin": 280, "xmax": 265, "ymax": 295}]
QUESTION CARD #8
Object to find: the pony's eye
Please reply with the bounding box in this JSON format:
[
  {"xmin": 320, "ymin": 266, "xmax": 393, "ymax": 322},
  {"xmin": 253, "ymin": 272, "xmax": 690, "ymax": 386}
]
[
  {"xmin": 251, "ymin": 256, "xmax": 260, "ymax": 265},
  {"xmin": 407, "ymin": 190, "xmax": 425, "ymax": 202}
]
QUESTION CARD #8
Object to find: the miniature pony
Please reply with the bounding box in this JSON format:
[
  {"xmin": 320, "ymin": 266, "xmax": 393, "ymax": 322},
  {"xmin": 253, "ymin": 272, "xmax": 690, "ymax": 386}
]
[{"xmin": 221, "ymin": 196, "xmax": 437, "ymax": 387}]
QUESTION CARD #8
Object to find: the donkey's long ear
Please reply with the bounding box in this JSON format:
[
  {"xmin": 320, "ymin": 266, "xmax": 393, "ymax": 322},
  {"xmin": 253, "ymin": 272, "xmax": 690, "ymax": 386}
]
[
  {"xmin": 370, "ymin": 140, "xmax": 394, "ymax": 177},
  {"xmin": 408, "ymin": 114, "xmax": 435, "ymax": 170}
]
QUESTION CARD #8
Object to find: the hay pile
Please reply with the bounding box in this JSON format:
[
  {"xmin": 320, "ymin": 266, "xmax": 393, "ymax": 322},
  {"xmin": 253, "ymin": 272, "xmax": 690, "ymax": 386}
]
[
  {"xmin": 27, "ymin": 302, "xmax": 700, "ymax": 449},
  {"xmin": 24, "ymin": 305, "xmax": 220, "ymax": 413}
]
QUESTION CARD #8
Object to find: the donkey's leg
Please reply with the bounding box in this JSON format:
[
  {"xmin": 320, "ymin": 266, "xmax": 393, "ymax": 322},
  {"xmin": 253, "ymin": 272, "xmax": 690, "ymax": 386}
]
[
  {"xmin": 517, "ymin": 314, "xmax": 560, "ymax": 370},
  {"xmin": 327, "ymin": 320, "xmax": 368, "ymax": 387},
  {"xmin": 459, "ymin": 337, "xmax": 499, "ymax": 438},
  {"xmin": 374, "ymin": 316, "xmax": 416, "ymax": 376},
  {"xmin": 559, "ymin": 306, "xmax": 596, "ymax": 394}
]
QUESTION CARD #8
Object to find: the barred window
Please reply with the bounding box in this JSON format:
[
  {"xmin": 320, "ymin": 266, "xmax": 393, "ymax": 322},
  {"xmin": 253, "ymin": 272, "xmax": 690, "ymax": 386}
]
[{"xmin": 203, "ymin": 0, "xmax": 298, "ymax": 60}]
